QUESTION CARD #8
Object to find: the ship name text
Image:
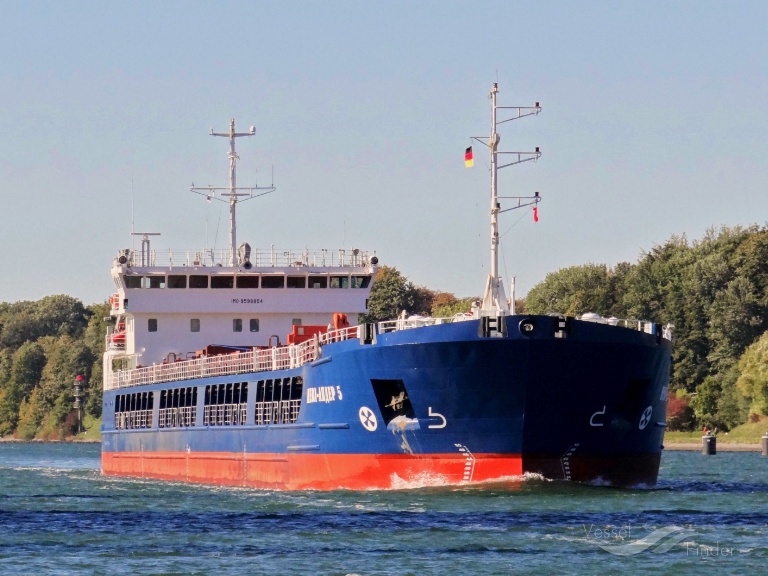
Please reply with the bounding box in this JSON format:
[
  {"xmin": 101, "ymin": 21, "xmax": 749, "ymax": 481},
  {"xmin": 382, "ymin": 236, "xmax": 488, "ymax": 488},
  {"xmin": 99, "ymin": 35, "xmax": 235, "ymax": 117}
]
[{"xmin": 307, "ymin": 386, "xmax": 343, "ymax": 404}]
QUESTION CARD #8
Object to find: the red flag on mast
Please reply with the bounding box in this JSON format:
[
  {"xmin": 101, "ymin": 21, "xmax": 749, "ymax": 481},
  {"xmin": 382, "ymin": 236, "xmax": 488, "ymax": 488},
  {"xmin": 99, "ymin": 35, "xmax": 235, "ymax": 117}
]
[{"xmin": 533, "ymin": 206, "xmax": 539, "ymax": 222}]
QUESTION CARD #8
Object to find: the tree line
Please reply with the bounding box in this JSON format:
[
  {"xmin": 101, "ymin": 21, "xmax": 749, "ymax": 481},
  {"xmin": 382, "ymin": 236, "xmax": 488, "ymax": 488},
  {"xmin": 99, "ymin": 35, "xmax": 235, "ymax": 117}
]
[
  {"xmin": 0, "ymin": 296, "xmax": 108, "ymax": 439},
  {"xmin": 2, "ymin": 224, "xmax": 767, "ymax": 438}
]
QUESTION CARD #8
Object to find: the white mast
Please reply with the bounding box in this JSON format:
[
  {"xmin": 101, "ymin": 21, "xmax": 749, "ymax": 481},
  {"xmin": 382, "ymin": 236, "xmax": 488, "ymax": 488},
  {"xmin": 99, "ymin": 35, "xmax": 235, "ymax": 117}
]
[
  {"xmin": 191, "ymin": 119, "xmax": 275, "ymax": 266},
  {"xmin": 472, "ymin": 83, "xmax": 542, "ymax": 317}
]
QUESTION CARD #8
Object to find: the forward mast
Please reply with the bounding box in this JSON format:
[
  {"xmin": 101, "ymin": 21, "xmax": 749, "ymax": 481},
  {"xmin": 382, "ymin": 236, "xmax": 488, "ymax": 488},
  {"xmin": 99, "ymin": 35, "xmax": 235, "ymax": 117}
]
[{"xmin": 473, "ymin": 83, "xmax": 542, "ymax": 316}]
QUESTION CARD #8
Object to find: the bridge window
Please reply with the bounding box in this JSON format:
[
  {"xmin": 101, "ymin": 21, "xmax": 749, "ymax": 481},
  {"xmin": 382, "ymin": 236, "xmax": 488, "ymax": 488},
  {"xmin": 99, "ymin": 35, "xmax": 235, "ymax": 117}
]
[
  {"xmin": 142, "ymin": 275, "xmax": 166, "ymax": 289},
  {"xmin": 261, "ymin": 276, "xmax": 285, "ymax": 289},
  {"xmin": 250, "ymin": 319, "xmax": 260, "ymax": 332},
  {"xmin": 236, "ymin": 275, "xmax": 259, "ymax": 288},
  {"xmin": 190, "ymin": 275, "xmax": 208, "ymax": 289},
  {"xmin": 168, "ymin": 275, "xmax": 187, "ymax": 288},
  {"xmin": 287, "ymin": 276, "xmax": 306, "ymax": 288},
  {"xmin": 148, "ymin": 319, "xmax": 158, "ymax": 332},
  {"xmin": 191, "ymin": 319, "xmax": 200, "ymax": 332},
  {"xmin": 124, "ymin": 275, "xmax": 142, "ymax": 289},
  {"xmin": 351, "ymin": 276, "xmax": 371, "ymax": 288},
  {"xmin": 233, "ymin": 319, "xmax": 243, "ymax": 332},
  {"xmin": 211, "ymin": 275, "xmax": 234, "ymax": 289},
  {"xmin": 308, "ymin": 276, "xmax": 327, "ymax": 288},
  {"xmin": 330, "ymin": 276, "xmax": 349, "ymax": 289}
]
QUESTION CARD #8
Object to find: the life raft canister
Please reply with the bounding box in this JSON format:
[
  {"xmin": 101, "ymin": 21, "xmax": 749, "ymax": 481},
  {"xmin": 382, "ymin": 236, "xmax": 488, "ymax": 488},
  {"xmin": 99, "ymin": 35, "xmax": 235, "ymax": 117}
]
[{"xmin": 332, "ymin": 313, "xmax": 349, "ymax": 330}]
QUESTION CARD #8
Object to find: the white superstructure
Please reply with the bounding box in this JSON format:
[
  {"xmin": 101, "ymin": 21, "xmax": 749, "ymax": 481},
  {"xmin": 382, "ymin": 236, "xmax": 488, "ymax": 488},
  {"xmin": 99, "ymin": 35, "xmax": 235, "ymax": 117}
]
[{"xmin": 105, "ymin": 119, "xmax": 377, "ymax": 372}]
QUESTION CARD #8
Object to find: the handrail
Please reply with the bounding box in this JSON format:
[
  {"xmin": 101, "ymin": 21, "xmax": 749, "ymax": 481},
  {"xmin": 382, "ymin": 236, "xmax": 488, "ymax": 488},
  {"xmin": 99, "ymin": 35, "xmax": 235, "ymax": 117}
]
[
  {"xmin": 105, "ymin": 327, "xmax": 360, "ymax": 391},
  {"xmin": 104, "ymin": 314, "xmax": 671, "ymax": 392},
  {"xmin": 115, "ymin": 247, "xmax": 375, "ymax": 269}
]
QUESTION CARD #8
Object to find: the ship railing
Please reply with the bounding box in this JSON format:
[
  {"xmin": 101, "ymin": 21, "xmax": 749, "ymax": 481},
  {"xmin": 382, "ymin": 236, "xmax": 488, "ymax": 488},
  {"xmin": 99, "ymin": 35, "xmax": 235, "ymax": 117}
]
[
  {"xmin": 105, "ymin": 327, "xmax": 126, "ymax": 351},
  {"xmin": 202, "ymin": 404, "xmax": 247, "ymax": 426},
  {"xmin": 118, "ymin": 247, "xmax": 375, "ymax": 269},
  {"xmin": 105, "ymin": 334, "xmax": 329, "ymax": 391},
  {"xmin": 254, "ymin": 399, "xmax": 301, "ymax": 425},
  {"xmin": 157, "ymin": 406, "xmax": 196, "ymax": 428},
  {"xmin": 576, "ymin": 313, "xmax": 674, "ymax": 340},
  {"xmin": 114, "ymin": 409, "xmax": 153, "ymax": 430},
  {"xmin": 376, "ymin": 313, "xmax": 674, "ymax": 342},
  {"xmin": 318, "ymin": 325, "xmax": 359, "ymax": 345},
  {"xmin": 377, "ymin": 313, "xmax": 474, "ymax": 334}
]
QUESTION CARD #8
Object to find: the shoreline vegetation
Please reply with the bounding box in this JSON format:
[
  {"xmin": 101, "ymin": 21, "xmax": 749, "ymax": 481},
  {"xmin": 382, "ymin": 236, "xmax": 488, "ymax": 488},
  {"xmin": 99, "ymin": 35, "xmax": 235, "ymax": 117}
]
[
  {"xmin": 1, "ymin": 415, "xmax": 765, "ymax": 451},
  {"xmin": 3, "ymin": 225, "xmax": 768, "ymax": 441}
]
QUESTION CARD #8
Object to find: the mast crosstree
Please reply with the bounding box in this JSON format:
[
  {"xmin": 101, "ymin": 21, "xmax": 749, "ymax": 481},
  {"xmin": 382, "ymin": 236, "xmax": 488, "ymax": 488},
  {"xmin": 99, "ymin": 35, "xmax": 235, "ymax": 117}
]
[{"xmin": 191, "ymin": 119, "xmax": 276, "ymax": 266}]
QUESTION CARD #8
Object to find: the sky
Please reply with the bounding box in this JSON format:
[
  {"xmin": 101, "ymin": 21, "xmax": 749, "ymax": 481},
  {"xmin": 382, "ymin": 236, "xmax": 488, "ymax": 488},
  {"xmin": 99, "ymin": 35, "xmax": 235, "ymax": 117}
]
[{"xmin": 1, "ymin": 1, "xmax": 767, "ymax": 306}]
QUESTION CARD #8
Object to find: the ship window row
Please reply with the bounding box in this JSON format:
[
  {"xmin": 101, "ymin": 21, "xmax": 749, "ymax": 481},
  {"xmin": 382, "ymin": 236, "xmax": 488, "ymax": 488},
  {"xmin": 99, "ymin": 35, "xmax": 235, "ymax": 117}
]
[
  {"xmin": 123, "ymin": 274, "xmax": 370, "ymax": 290},
  {"xmin": 159, "ymin": 386, "xmax": 197, "ymax": 428},
  {"xmin": 113, "ymin": 377, "xmax": 303, "ymax": 429},
  {"xmin": 114, "ymin": 392, "xmax": 154, "ymax": 430},
  {"xmin": 146, "ymin": 318, "xmax": 260, "ymax": 333},
  {"xmin": 204, "ymin": 382, "xmax": 248, "ymax": 426}
]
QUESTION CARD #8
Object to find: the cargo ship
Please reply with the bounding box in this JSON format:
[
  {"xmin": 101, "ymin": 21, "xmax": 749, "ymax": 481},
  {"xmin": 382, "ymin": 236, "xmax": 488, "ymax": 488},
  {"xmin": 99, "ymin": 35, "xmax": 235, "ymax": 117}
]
[{"xmin": 101, "ymin": 84, "xmax": 672, "ymax": 489}]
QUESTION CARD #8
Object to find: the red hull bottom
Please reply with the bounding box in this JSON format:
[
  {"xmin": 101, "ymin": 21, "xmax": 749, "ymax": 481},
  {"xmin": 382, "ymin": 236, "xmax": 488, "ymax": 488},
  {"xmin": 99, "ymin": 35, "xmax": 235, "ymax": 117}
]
[{"xmin": 102, "ymin": 451, "xmax": 523, "ymax": 490}]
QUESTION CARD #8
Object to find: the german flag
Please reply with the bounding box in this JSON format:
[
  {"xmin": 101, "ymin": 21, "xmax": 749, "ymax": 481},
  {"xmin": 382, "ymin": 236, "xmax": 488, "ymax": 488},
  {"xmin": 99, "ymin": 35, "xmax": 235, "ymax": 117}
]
[{"xmin": 464, "ymin": 146, "xmax": 474, "ymax": 168}]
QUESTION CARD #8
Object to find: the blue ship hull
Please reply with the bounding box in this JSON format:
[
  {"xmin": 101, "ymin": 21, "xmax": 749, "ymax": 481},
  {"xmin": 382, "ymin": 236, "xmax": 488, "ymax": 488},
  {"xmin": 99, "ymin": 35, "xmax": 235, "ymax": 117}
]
[{"xmin": 102, "ymin": 315, "xmax": 671, "ymax": 489}]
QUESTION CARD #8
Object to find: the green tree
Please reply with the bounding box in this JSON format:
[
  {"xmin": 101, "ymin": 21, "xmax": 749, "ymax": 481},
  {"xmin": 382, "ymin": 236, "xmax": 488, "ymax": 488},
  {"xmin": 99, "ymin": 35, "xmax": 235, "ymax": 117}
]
[
  {"xmin": 83, "ymin": 302, "xmax": 110, "ymax": 418},
  {"xmin": 433, "ymin": 297, "xmax": 477, "ymax": 318},
  {"xmin": 735, "ymin": 330, "xmax": 768, "ymax": 416},
  {"xmin": 0, "ymin": 342, "xmax": 46, "ymax": 435},
  {"xmin": 0, "ymin": 301, "xmax": 37, "ymax": 349},
  {"xmin": 15, "ymin": 388, "xmax": 47, "ymax": 440},
  {"xmin": 38, "ymin": 335, "xmax": 95, "ymax": 407},
  {"xmin": 707, "ymin": 276, "xmax": 763, "ymax": 373},
  {"xmin": 525, "ymin": 263, "xmax": 615, "ymax": 317},
  {"xmin": 407, "ymin": 285, "xmax": 437, "ymax": 317},
  {"xmin": 0, "ymin": 295, "xmax": 88, "ymax": 349},
  {"xmin": 361, "ymin": 266, "xmax": 411, "ymax": 323}
]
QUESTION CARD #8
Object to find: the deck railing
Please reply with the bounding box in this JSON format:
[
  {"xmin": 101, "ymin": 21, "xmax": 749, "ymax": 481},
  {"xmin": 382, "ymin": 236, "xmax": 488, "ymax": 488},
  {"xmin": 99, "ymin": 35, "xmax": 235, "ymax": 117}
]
[
  {"xmin": 104, "ymin": 314, "xmax": 671, "ymax": 392},
  {"xmin": 118, "ymin": 247, "xmax": 374, "ymax": 269},
  {"xmin": 105, "ymin": 325, "xmax": 359, "ymax": 391},
  {"xmin": 203, "ymin": 403, "xmax": 248, "ymax": 426},
  {"xmin": 158, "ymin": 406, "xmax": 196, "ymax": 428},
  {"xmin": 255, "ymin": 399, "xmax": 301, "ymax": 425},
  {"xmin": 114, "ymin": 409, "xmax": 153, "ymax": 430}
]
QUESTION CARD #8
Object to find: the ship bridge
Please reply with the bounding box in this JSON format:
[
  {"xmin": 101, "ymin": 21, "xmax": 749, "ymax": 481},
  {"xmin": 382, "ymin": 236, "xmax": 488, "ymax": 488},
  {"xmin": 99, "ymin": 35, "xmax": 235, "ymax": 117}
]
[{"xmin": 107, "ymin": 243, "xmax": 377, "ymax": 367}]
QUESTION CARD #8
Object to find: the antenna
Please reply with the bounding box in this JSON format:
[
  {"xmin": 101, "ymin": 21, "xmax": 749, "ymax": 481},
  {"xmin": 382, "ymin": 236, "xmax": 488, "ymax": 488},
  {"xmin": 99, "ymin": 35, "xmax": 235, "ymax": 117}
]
[
  {"xmin": 130, "ymin": 179, "xmax": 135, "ymax": 254},
  {"xmin": 470, "ymin": 83, "xmax": 542, "ymax": 316},
  {"xmin": 191, "ymin": 119, "xmax": 276, "ymax": 266},
  {"xmin": 131, "ymin": 232, "xmax": 161, "ymax": 267}
]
